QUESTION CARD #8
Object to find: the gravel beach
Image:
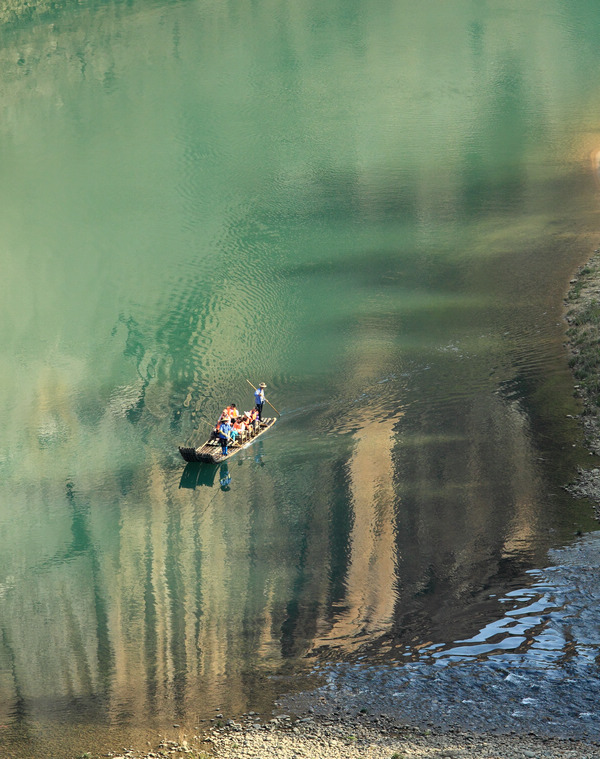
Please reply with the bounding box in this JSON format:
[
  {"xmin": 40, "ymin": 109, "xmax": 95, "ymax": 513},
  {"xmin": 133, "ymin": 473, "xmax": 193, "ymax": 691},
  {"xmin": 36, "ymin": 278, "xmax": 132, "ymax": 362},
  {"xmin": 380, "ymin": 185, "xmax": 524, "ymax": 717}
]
[
  {"xmin": 206, "ymin": 715, "xmax": 600, "ymax": 759},
  {"xmin": 112, "ymin": 712, "xmax": 600, "ymax": 759}
]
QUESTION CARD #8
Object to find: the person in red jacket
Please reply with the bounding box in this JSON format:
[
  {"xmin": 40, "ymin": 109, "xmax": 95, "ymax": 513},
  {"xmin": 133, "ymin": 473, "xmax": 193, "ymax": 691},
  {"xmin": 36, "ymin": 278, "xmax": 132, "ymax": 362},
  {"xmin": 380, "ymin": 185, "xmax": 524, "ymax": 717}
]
[{"xmin": 220, "ymin": 403, "xmax": 238, "ymax": 421}]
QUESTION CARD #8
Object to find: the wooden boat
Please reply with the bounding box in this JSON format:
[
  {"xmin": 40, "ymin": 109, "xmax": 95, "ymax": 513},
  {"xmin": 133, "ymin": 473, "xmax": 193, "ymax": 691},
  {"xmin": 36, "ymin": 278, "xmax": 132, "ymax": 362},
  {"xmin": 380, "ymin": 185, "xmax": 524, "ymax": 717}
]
[{"xmin": 179, "ymin": 417, "xmax": 277, "ymax": 463}]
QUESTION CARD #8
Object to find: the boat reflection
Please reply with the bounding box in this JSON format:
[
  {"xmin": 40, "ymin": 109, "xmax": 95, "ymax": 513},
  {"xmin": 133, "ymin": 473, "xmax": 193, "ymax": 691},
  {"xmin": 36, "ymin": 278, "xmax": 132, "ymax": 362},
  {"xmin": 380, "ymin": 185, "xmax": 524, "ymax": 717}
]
[
  {"xmin": 178, "ymin": 462, "xmax": 218, "ymax": 489},
  {"xmin": 219, "ymin": 463, "xmax": 231, "ymax": 490},
  {"xmin": 178, "ymin": 461, "xmax": 233, "ymax": 490}
]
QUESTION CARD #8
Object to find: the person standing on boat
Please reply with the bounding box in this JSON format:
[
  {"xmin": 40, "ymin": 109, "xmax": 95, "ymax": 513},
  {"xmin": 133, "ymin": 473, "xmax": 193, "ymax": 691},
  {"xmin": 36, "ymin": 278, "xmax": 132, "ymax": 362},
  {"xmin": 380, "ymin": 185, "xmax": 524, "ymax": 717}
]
[
  {"xmin": 217, "ymin": 416, "xmax": 232, "ymax": 456},
  {"xmin": 254, "ymin": 382, "xmax": 267, "ymax": 421}
]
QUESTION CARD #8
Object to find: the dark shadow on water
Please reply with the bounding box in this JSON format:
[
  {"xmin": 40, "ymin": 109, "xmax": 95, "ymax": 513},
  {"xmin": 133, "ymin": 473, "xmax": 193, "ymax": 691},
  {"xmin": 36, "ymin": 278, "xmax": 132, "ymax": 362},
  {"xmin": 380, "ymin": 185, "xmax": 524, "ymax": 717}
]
[
  {"xmin": 178, "ymin": 462, "xmax": 232, "ymax": 490},
  {"xmin": 178, "ymin": 462, "xmax": 218, "ymax": 489}
]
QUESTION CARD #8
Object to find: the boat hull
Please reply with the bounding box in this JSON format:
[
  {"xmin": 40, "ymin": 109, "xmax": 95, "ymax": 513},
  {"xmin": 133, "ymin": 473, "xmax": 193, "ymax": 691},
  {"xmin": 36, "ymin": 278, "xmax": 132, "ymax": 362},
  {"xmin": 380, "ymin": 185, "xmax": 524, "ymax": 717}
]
[{"xmin": 179, "ymin": 417, "xmax": 277, "ymax": 463}]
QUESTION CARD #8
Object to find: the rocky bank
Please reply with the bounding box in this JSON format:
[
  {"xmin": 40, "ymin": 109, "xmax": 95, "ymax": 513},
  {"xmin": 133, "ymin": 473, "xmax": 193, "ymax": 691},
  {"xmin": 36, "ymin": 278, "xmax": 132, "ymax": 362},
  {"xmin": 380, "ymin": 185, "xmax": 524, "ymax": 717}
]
[
  {"xmin": 99, "ymin": 712, "xmax": 600, "ymax": 759},
  {"xmin": 564, "ymin": 248, "xmax": 600, "ymax": 515},
  {"xmin": 206, "ymin": 714, "xmax": 600, "ymax": 759}
]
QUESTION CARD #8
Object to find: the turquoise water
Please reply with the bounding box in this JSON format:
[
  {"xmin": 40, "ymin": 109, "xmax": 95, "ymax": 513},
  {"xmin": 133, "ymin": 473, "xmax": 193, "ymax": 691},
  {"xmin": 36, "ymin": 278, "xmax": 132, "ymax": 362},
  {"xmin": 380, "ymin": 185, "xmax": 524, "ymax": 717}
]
[{"xmin": 1, "ymin": 0, "xmax": 600, "ymax": 754}]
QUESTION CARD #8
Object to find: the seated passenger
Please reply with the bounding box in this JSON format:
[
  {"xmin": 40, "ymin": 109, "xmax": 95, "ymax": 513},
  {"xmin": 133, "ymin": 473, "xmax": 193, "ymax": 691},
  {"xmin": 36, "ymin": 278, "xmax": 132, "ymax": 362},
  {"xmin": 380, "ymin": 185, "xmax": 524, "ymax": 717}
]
[
  {"xmin": 246, "ymin": 408, "xmax": 260, "ymax": 431},
  {"xmin": 224, "ymin": 418, "xmax": 238, "ymax": 442},
  {"xmin": 239, "ymin": 412, "xmax": 252, "ymax": 435},
  {"xmin": 225, "ymin": 403, "xmax": 239, "ymax": 420}
]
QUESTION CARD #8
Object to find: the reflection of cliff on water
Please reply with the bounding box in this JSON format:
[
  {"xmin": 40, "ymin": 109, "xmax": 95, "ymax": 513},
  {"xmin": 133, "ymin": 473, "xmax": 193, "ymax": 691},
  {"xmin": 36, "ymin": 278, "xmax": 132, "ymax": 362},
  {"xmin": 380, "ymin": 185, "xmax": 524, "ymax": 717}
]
[
  {"xmin": 1, "ymin": 252, "xmax": 596, "ymax": 744},
  {"xmin": 1, "ymin": 365, "xmax": 593, "ymax": 750}
]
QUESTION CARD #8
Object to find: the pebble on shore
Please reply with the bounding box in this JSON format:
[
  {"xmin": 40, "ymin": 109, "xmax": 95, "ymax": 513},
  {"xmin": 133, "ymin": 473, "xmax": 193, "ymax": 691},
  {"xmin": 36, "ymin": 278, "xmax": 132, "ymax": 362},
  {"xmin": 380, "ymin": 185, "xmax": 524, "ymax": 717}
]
[{"xmin": 207, "ymin": 715, "xmax": 600, "ymax": 759}]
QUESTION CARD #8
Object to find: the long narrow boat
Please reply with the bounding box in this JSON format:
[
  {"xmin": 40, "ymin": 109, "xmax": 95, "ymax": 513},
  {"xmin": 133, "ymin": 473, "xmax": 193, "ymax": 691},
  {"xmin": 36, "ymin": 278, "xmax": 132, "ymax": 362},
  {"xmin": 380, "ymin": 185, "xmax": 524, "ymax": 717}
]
[{"xmin": 179, "ymin": 417, "xmax": 277, "ymax": 463}]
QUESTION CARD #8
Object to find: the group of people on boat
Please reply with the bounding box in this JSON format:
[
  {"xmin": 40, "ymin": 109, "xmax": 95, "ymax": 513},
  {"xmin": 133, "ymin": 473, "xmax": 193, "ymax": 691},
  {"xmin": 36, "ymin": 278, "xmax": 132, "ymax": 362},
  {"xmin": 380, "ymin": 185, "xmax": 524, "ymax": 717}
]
[{"xmin": 211, "ymin": 382, "xmax": 268, "ymax": 456}]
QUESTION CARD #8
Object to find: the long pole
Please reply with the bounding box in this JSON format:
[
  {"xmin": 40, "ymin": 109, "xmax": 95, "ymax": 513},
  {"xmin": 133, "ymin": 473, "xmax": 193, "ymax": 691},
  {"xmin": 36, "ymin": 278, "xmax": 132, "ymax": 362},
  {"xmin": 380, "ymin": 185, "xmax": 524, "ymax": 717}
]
[
  {"xmin": 246, "ymin": 378, "xmax": 281, "ymax": 415},
  {"xmin": 186, "ymin": 413, "xmax": 215, "ymax": 447},
  {"xmin": 195, "ymin": 415, "xmax": 215, "ymax": 429}
]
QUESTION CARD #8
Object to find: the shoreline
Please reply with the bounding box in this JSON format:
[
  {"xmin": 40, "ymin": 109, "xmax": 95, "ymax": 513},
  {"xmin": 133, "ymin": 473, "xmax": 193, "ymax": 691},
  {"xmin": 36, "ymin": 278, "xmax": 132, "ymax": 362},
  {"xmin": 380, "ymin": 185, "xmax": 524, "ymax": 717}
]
[
  {"xmin": 206, "ymin": 714, "xmax": 600, "ymax": 759},
  {"xmin": 97, "ymin": 709, "xmax": 600, "ymax": 759},
  {"xmin": 85, "ymin": 713, "xmax": 600, "ymax": 759},
  {"xmin": 563, "ymin": 247, "xmax": 600, "ymax": 515}
]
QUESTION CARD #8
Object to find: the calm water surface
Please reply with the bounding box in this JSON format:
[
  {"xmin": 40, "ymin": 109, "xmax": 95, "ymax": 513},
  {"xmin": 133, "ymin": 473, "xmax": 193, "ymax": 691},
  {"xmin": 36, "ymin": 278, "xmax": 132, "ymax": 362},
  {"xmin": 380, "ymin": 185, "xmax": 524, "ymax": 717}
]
[{"xmin": 2, "ymin": 0, "xmax": 600, "ymax": 755}]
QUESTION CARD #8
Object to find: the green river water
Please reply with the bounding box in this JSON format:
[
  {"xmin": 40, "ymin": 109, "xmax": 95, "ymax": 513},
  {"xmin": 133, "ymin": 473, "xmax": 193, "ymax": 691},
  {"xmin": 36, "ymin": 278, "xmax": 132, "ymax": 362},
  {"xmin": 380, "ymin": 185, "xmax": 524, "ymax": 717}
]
[{"xmin": 2, "ymin": 0, "xmax": 600, "ymax": 755}]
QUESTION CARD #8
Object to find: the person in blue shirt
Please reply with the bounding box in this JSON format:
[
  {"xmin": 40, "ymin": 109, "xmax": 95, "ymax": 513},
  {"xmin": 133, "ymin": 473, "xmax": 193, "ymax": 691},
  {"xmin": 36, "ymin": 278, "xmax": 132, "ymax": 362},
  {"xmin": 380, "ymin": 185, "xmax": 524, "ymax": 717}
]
[
  {"xmin": 254, "ymin": 382, "xmax": 267, "ymax": 421},
  {"xmin": 217, "ymin": 417, "xmax": 233, "ymax": 456},
  {"xmin": 219, "ymin": 462, "xmax": 231, "ymax": 490}
]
